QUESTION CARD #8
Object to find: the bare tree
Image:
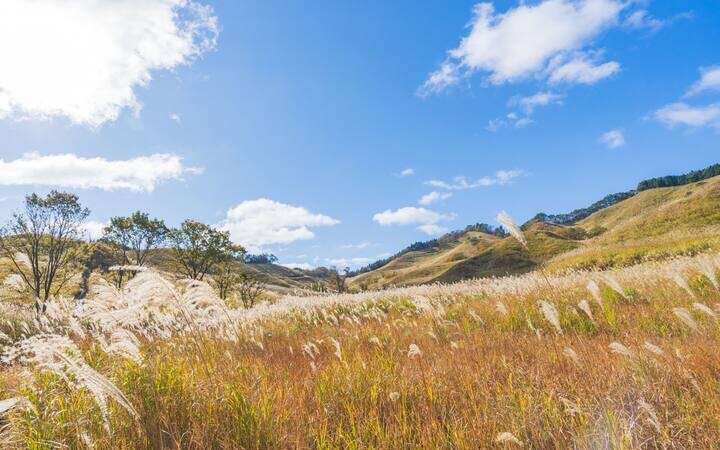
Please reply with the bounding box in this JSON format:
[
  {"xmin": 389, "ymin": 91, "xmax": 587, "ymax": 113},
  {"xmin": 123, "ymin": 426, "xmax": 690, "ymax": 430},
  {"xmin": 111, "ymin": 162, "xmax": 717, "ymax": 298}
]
[
  {"xmin": 328, "ymin": 266, "xmax": 350, "ymax": 293},
  {"xmin": 0, "ymin": 191, "xmax": 90, "ymax": 304}
]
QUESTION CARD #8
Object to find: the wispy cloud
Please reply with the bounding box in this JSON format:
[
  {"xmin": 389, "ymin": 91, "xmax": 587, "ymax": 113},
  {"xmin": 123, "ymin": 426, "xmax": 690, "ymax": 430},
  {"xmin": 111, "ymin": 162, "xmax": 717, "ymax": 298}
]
[
  {"xmin": 0, "ymin": 0, "xmax": 218, "ymax": 126},
  {"xmin": 686, "ymin": 66, "xmax": 720, "ymax": 97},
  {"xmin": 340, "ymin": 242, "xmax": 375, "ymax": 250},
  {"xmin": 0, "ymin": 152, "xmax": 200, "ymax": 192},
  {"xmin": 426, "ymin": 170, "xmax": 524, "ymax": 191},
  {"xmin": 218, "ymin": 199, "xmax": 339, "ymax": 252},
  {"xmin": 650, "ymin": 64, "xmax": 720, "ymax": 131},
  {"xmin": 509, "ymin": 92, "xmax": 564, "ymax": 114},
  {"xmin": 490, "ymin": 91, "xmax": 563, "ymax": 130},
  {"xmin": 418, "ymin": 191, "xmax": 452, "ymax": 206},
  {"xmin": 373, "ymin": 206, "xmax": 454, "ymax": 236},
  {"xmin": 399, "ymin": 168, "xmax": 415, "ymax": 177},
  {"xmin": 624, "ymin": 9, "xmax": 665, "ymax": 31},
  {"xmin": 624, "ymin": 9, "xmax": 693, "ymax": 33},
  {"xmin": 651, "ymin": 103, "xmax": 720, "ymax": 129},
  {"xmin": 600, "ymin": 129, "xmax": 625, "ymax": 149},
  {"xmin": 328, "ymin": 257, "xmax": 375, "ymax": 267},
  {"xmin": 547, "ymin": 53, "xmax": 620, "ymax": 85}
]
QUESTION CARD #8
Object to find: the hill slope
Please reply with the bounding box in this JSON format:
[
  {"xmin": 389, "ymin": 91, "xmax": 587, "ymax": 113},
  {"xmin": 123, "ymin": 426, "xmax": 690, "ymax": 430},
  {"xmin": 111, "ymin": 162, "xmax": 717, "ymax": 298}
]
[
  {"xmin": 144, "ymin": 249, "xmax": 329, "ymax": 294},
  {"xmin": 351, "ymin": 173, "xmax": 720, "ymax": 289},
  {"xmin": 548, "ymin": 175, "xmax": 720, "ymax": 271}
]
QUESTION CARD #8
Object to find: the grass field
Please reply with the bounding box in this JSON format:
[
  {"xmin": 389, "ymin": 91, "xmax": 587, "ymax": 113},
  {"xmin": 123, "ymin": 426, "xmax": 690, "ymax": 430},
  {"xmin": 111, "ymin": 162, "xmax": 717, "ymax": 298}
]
[{"xmin": 0, "ymin": 253, "xmax": 719, "ymax": 448}]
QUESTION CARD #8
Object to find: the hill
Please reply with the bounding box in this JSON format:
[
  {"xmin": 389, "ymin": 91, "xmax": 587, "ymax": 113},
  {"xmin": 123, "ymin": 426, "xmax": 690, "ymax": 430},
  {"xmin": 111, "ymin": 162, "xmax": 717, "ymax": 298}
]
[
  {"xmin": 548, "ymin": 175, "xmax": 720, "ymax": 271},
  {"xmin": 350, "ymin": 167, "xmax": 720, "ymax": 289},
  {"xmin": 142, "ymin": 248, "xmax": 329, "ymax": 294}
]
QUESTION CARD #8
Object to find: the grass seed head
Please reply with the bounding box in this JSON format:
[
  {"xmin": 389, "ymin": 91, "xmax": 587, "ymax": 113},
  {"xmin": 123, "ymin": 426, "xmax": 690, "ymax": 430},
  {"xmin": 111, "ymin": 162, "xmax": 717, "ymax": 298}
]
[
  {"xmin": 495, "ymin": 431, "xmax": 523, "ymax": 446},
  {"xmin": 497, "ymin": 211, "xmax": 527, "ymax": 248},
  {"xmin": 407, "ymin": 343, "xmax": 423, "ymax": 358}
]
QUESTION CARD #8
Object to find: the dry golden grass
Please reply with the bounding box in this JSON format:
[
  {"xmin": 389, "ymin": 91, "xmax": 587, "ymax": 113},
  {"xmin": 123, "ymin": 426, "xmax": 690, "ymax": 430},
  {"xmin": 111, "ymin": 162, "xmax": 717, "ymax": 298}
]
[{"xmin": 0, "ymin": 255, "xmax": 719, "ymax": 448}]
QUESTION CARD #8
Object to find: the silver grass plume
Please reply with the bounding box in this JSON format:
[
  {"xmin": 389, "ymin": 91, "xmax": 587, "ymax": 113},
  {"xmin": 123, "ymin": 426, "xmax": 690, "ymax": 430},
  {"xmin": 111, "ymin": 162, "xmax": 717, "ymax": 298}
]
[
  {"xmin": 562, "ymin": 347, "xmax": 580, "ymax": 365},
  {"xmin": 329, "ymin": 337, "xmax": 343, "ymax": 361},
  {"xmin": 693, "ymin": 302, "xmax": 717, "ymax": 319},
  {"xmin": 495, "ymin": 302, "xmax": 508, "ymax": 316},
  {"xmin": 638, "ymin": 399, "xmax": 662, "ymax": 433},
  {"xmin": 105, "ymin": 330, "xmax": 143, "ymax": 365},
  {"xmin": 2, "ymin": 334, "xmax": 138, "ymax": 432},
  {"xmin": 586, "ymin": 280, "xmax": 603, "ymax": 307},
  {"xmin": 559, "ymin": 396, "xmax": 583, "ymax": 417},
  {"xmin": 495, "ymin": 432, "xmax": 523, "ymax": 446},
  {"xmin": 603, "ymin": 275, "xmax": 626, "ymax": 298},
  {"xmin": 696, "ymin": 255, "xmax": 719, "ymax": 290},
  {"xmin": 497, "ymin": 211, "xmax": 527, "ymax": 248},
  {"xmin": 670, "ymin": 272, "xmax": 695, "ymax": 298},
  {"xmin": 407, "ymin": 343, "xmax": 422, "ymax": 358},
  {"xmin": 577, "ymin": 300, "xmax": 595, "ymax": 323},
  {"xmin": 673, "ymin": 307, "xmax": 699, "ymax": 332},
  {"xmin": 644, "ymin": 341, "xmax": 664, "ymax": 355},
  {"xmin": 609, "ymin": 342, "xmax": 634, "ymax": 358},
  {"xmin": 539, "ymin": 301, "xmax": 563, "ymax": 334}
]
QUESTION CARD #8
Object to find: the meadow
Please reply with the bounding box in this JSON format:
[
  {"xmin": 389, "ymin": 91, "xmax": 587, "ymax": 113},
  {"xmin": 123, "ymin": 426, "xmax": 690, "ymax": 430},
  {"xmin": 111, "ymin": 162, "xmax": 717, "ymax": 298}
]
[{"xmin": 0, "ymin": 253, "xmax": 719, "ymax": 448}]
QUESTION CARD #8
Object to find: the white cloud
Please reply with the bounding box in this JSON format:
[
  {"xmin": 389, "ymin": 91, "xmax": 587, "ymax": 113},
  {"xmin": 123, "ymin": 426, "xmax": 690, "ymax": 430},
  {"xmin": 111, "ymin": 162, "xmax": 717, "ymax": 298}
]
[
  {"xmin": 218, "ymin": 199, "xmax": 339, "ymax": 252},
  {"xmin": 624, "ymin": 9, "xmax": 693, "ymax": 33},
  {"xmin": 426, "ymin": 169, "xmax": 524, "ymax": 190},
  {"xmin": 340, "ymin": 242, "xmax": 375, "ymax": 250},
  {"xmin": 0, "ymin": 152, "xmax": 198, "ymax": 192},
  {"xmin": 0, "ymin": 0, "xmax": 217, "ymax": 126},
  {"xmin": 510, "ymin": 91, "xmax": 564, "ymax": 114},
  {"xmin": 548, "ymin": 54, "xmax": 620, "ymax": 84},
  {"xmin": 419, "ymin": 62, "xmax": 460, "ymax": 95},
  {"xmin": 373, "ymin": 207, "xmax": 445, "ymax": 226},
  {"xmin": 328, "ymin": 257, "xmax": 374, "ymax": 268},
  {"xmin": 600, "ymin": 129, "xmax": 625, "ymax": 148},
  {"xmin": 280, "ymin": 262, "xmax": 314, "ymax": 271},
  {"xmin": 491, "ymin": 91, "xmax": 563, "ymax": 130},
  {"xmin": 686, "ymin": 66, "xmax": 720, "ymax": 97},
  {"xmin": 514, "ymin": 117, "xmax": 534, "ymax": 128},
  {"xmin": 651, "ymin": 103, "xmax": 720, "ymax": 129},
  {"xmin": 420, "ymin": 0, "xmax": 624, "ymax": 93},
  {"xmin": 80, "ymin": 220, "xmax": 107, "ymax": 240},
  {"xmin": 170, "ymin": 113, "xmax": 182, "ymax": 124},
  {"xmin": 486, "ymin": 117, "xmax": 505, "ymax": 132},
  {"xmin": 419, "ymin": 191, "xmax": 452, "ymax": 206},
  {"xmin": 624, "ymin": 9, "xmax": 664, "ymax": 31},
  {"xmin": 400, "ymin": 168, "xmax": 415, "ymax": 177},
  {"xmin": 373, "ymin": 207, "xmax": 454, "ymax": 236},
  {"xmin": 418, "ymin": 224, "xmax": 449, "ymax": 236}
]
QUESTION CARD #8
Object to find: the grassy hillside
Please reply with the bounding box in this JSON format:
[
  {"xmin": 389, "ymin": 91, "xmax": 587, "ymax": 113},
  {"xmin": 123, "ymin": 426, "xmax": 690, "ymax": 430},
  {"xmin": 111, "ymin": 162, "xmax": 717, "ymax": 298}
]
[
  {"xmin": 350, "ymin": 231, "xmax": 501, "ymax": 289},
  {"xmin": 353, "ymin": 174, "xmax": 720, "ymax": 289},
  {"xmin": 548, "ymin": 176, "xmax": 720, "ymax": 272},
  {"xmin": 437, "ymin": 222, "xmax": 585, "ymax": 283},
  {"xmin": 351, "ymin": 222, "xmax": 587, "ymax": 289}
]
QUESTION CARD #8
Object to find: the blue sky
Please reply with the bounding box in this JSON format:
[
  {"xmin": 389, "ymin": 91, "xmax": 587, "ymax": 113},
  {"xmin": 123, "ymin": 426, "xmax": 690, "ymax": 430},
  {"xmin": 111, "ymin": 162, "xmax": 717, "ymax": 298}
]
[{"xmin": 0, "ymin": 0, "xmax": 718, "ymax": 270}]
